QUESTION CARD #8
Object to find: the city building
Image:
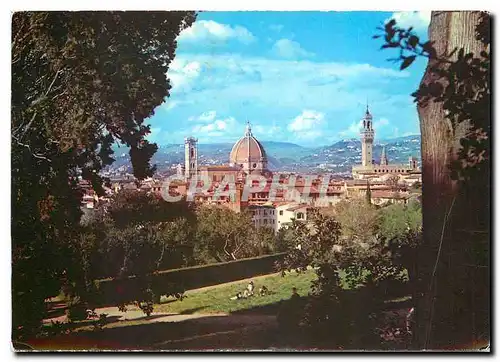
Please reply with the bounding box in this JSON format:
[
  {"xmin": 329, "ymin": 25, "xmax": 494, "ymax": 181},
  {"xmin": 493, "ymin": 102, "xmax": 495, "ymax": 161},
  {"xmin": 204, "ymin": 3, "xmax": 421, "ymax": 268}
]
[
  {"xmin": 275, "ymin": 203, "xmax": 312, "ymax": 232},
  {"xmin": 229, "ymin": 121, "xmax": 269, "ymax": 175},
  {"xmin": 248, "ymin": 204, "xmax": 277, "ymax": 230},
  {"xmin": 198, "ymin": 165, "xmax": 242, "ymax": 183},
  {"xmin": 100, "ymin": 110, "xmax": 421, "ymax": 215},
  {"xmin": 370, "ymin": 190, "xmax": 418, "ymax": 206},
  {"xmin": 352, "ymin": 106, "xmax": 421, "ymax": 179},
  {"xmin": 183, "ymin": 121, "xmax": 271, "ymax": 184}
]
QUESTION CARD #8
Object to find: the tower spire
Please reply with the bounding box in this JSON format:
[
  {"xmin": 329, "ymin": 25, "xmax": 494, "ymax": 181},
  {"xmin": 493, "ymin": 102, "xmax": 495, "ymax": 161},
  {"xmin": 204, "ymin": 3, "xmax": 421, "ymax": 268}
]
[
  {"xmin": 364, "ymin": 103, "xmax": 373, "ymax": 122},
  {"xmin": 380, "ymin": 145, "xmax": 388, "ymax": 165}
]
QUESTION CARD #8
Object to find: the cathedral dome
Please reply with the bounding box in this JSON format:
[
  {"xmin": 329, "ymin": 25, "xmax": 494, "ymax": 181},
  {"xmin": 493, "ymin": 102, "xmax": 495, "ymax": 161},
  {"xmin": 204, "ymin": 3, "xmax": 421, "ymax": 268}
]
[{"xmin": 229, "ymin": 122, "xmax": 268, "ymax": 173}]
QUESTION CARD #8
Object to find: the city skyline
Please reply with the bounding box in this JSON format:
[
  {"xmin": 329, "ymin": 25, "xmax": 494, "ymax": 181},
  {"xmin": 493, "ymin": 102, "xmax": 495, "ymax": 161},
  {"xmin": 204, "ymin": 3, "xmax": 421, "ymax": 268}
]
[{"xmin": 146, "ymin": 11, "xmax": 430, "ymax": 147}]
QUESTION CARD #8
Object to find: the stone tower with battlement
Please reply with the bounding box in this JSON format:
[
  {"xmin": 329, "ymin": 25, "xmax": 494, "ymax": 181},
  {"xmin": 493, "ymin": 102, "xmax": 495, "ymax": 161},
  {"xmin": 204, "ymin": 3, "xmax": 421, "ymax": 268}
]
[
  {"xmin": 361, "ymin": 106, "xmax": 375, "ymax": 167},
  {"xmin": 184, "ymin": 136, "xmax": 198, "ymax": 181}
]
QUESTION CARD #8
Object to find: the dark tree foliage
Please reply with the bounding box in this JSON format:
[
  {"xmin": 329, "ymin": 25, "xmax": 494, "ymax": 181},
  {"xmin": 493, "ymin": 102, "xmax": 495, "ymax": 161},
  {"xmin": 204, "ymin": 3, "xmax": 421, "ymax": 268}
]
[
  {"xmin": 76, "ymin": 196, "xmax": 280, "ymax": 316},
  {"xmin": 194, "ymin": 206, "xmax": 277, "ymax": 263},
  {"xmin": 11, "ymin": 11, "xmax": 196, "ymax": 338},
  {"xmin": 107, "ymin": 190, "xmax": 196, "ymax": 229},
  {"xmin": 378, "ymin": 201, "xmax": 422, "ymax": 241},
  {"xmin": 66, "ymin": 192, "xmax": 197, "ymax": 317},
  {"xmin": 276, "ymin": 211, "xmax": 413, "ymax": 348},
  {"xmin": 81, "ymin": 192, "xmax": 197, "ymax": 280},
  {"xmin": 365, "ymin": 181, "xmax": 372, "ymax": 205}
]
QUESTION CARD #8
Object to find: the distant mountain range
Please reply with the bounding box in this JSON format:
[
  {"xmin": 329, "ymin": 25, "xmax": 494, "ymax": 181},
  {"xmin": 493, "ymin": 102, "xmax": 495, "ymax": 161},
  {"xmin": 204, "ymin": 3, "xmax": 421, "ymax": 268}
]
[{"xmin": 108, "ymin": 135, "xmax": 421, "ymax": 175}]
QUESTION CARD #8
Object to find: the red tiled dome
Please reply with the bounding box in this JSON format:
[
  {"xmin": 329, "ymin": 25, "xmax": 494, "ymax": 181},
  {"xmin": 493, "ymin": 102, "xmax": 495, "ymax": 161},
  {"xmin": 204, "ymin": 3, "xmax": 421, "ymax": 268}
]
[{"xmin": 229, "ymin": 123, "xmax": 267, "ymax": 165}]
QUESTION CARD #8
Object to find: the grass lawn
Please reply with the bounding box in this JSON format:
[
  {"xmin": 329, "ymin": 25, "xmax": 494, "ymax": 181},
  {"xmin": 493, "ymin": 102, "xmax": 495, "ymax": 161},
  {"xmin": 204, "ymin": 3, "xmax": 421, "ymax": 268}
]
[{"xmin": 154, "ymin": 270, "xmax": 317, "ymax": 315}]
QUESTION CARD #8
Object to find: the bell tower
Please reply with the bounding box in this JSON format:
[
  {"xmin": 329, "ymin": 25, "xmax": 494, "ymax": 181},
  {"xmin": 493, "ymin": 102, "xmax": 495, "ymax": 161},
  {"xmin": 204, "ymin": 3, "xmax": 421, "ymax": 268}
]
[
  {"xmin": 184, "ymin": 136, "xmax": 198, "ymax": 181},
  {"xmin": 361, "ymin": 105, "xmax": 375, "ymax": 167}
]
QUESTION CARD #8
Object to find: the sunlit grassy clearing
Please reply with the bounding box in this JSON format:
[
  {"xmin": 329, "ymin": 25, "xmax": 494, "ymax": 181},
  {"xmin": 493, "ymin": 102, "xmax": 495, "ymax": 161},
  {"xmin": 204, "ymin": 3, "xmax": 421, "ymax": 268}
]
[{"xmin": 154, "ymin": 270, "xmax": 317, "ymax": 315}]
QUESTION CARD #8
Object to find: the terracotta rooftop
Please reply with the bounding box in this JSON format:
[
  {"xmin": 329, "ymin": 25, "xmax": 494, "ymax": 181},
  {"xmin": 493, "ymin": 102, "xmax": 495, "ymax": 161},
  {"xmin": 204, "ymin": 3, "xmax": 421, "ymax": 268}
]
[
  {"xmin": 248, "ymin": 204, "xmax": 275, "ymax": 209},
  {"xmin": 286, "ymin": 204, "xmax": 310, "ymax": 212},
  {"xmin": 199, "ymin": 165, "xmax": 241, "ymax": 171}
]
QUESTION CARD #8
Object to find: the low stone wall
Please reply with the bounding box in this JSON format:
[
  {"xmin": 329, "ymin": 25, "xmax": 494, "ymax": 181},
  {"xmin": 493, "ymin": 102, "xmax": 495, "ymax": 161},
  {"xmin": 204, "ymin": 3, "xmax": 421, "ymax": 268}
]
[{"xmin": 94, "ymin": 253, "xmax": 286, "ymax": 306}]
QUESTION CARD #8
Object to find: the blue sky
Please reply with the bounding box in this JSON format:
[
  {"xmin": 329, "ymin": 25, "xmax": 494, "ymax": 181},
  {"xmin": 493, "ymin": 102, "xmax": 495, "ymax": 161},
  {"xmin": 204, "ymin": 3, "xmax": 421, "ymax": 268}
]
[{"xmin": 147, "ymin": 11, "xmax": 431, "ymax": 147}]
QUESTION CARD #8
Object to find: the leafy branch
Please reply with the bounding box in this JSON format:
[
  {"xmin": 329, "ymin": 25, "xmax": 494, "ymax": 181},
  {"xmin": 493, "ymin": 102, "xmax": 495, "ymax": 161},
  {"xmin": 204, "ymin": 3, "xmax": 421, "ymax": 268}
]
[{"xmin": 374, "ymin": 13, "xmax": 490, "ymax": 181}]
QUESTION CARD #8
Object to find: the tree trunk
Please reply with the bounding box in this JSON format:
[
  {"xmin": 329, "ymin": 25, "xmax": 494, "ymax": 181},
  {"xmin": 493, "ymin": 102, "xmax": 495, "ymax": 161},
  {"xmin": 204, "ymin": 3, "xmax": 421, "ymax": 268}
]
[{"xmin": 415, "ymin": 11, "xmax": 490, "ymax": 349}]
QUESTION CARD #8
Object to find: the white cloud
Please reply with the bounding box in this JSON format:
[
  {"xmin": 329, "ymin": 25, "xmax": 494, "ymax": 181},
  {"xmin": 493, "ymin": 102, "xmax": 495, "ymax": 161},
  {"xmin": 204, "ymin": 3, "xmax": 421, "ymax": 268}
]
[
  {"xmin": 149, "ymin": 127, "xmax": 161, "ymax": 137},
  {"xmin": 272, "ymin": 38, "xmax": 314, "ymax": 59},
  {"xmin": 288, "ymin": 110, "xmax": 325, "ymax": 140},
  {"xmin": 192, "ymin": 116, "xmax": 237, "ymax": 135},
  {"xmin": 178, "ymin": 20, "xmax": 256, "ymax": 45},
  {"xmin": 374, "ymin": 118, "xmax": 390, "ymax": 128},
  {"xmin": 339, "ymin": 120, "xmax": 363, "ymax": 138},
  {"xmin": 214, "ymin": 120, "xmax": 228, "ymax": 130},
  {"xmin": 163, "ymin": 100, "xmax": 179, "ymax": 111},
  {"xmin": 254, "ymin": 124, "xmax": 282, "ymax": 137},
  {"xmin": 159, "ymin": 99, "xmax": 195, "ymax": 115},
  {"xmin": 156, "ymin": 53, "xmax": 417, "ymax": 145},
  {"xmin": 339, "ymin": 117, "xmax": 390, "ymax": 138},
  {"xmin": 386, "ymin": 11, "xmax": 431, "ymax": 32},
  {"xmin": 166, "ymin": 54, "xmax": 408, "ymax": 113},
  {"xmin": 168, "ymin": 59, "xmax": 202, "ymax": 91}
]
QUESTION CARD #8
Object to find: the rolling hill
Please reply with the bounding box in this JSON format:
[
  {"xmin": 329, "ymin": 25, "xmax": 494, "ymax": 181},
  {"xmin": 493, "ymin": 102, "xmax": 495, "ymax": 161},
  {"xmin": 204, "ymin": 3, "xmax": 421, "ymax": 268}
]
[{"xmin": 107, "ymin": 135, "xmax": 421, "ymax": 175}]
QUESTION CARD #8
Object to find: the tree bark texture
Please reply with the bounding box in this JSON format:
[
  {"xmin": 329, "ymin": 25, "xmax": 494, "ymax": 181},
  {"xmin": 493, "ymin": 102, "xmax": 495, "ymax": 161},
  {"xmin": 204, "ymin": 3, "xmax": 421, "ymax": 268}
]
[{"xmin": 416, "ymin": 11, "xmax": 490, "ymax": 349}]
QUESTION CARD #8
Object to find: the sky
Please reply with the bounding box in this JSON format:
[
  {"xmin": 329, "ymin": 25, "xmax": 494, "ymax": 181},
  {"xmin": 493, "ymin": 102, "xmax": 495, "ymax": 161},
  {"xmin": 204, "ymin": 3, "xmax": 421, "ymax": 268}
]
[{"xmin": 147, "ymin": 11, "xmax": 431, "ymax": 147}]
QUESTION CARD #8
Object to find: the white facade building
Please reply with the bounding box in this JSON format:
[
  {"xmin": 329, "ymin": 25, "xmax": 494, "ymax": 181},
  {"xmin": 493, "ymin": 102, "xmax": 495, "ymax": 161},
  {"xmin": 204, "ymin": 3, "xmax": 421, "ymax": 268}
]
[{"xmin": 275, "ymin": 203, "xmax": 311, "ymax": 232}]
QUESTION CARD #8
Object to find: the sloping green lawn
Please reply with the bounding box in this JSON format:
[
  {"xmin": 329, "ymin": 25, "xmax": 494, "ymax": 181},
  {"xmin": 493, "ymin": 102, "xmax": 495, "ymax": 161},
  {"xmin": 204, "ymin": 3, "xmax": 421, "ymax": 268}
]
[{"xmin": 154, "ymin": 270, "xmax": 317, "ymax": 315}]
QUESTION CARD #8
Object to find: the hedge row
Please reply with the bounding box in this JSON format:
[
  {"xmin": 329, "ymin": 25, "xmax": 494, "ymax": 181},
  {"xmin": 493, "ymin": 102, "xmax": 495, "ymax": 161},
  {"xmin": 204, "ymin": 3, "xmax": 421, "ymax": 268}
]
[{"xmin": 93, "ymin": 253, "xmax": 286, "ymax": 306}]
